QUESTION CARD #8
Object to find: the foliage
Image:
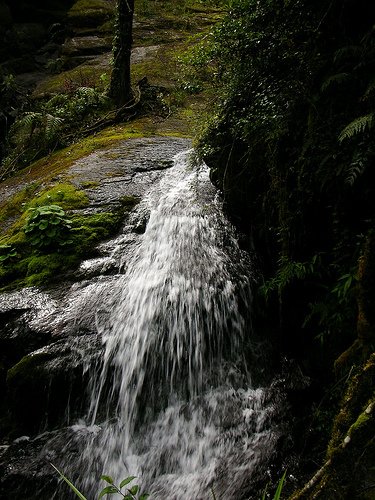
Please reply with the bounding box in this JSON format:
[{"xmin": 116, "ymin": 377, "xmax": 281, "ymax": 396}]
[
  {"xmin": 260, "ymin": 255, "xmax": 320, "ymax": 300},
  {"xmin": 98, "ymin": 475, "xmax": 149, "ymax": 500},
  {"xmin": 1, "ymin": 86, "xmax": 110, "ymax": 179},
  {"xmin": 261, "ymin": 470, "xmax": 287, "ymax": 500},
  {"xmin": 51, "ymin": 465, "xmax": 149, "ymax": 500},
  {"xmin": 338, "ymin": 114, "xmax": 374, "ymax": 142},
  {"xmin": 0, "ymin": 244, "xmax": 17, "ymax": 263},
  {"xmin": 50, "ymin": 464, "xmax": 87, "ymax": 500},
  {"xmin": 0, "ymin": 181, "xmax": 137, "ymax": 290},
  {"xmin": 192, "ymin": 0, "xmax": 375, "ymax": 362},
  {"xmin": 23, "ymin": 205, "xmax": 73, "ymax": 249}
]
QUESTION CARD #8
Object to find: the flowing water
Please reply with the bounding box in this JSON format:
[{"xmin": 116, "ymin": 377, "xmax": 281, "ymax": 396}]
[{"xmin": 64, "ymin": 150, "xmax": 283, "ymax": 499}]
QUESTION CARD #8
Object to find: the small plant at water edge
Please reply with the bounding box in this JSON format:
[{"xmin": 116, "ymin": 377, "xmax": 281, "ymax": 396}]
[
  {"xmin": 51, "ymin": 464, "xmax": 149, "ymax": 499},
  {"xmin": 261, "ymin": 470, "xmax": 287, "ymax": 500},
  {"xmin": 23, "ymin": 204, "xmax": 73, "ymax": 249}
]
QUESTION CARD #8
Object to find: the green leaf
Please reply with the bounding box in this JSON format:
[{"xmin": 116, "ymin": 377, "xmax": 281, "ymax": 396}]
[
  {"xmin": 119, "ymin": 477, "xmax": 136, "ymax": 489},
  {"xmin": 50, "ymin": 463, "xmax": 87, "ymax": 500},
  {"xmin": 98, "ymin": 486, "xmax": 118, "ymax": 498},
  {"xmin": 273, "ymin": 470, "xmax": 287, "ymax": 500},
  {"xmin": 128, "ymin": 485, "xmax": 139, "ymax": 495},
  {"xmin": 60, "ymin": 239, "xmax": 73, "ymax": 246},
  {"xmin": 100, "ymin": 475, "xmax": 114, "ymax": 484},
  {"xmin": 139, "ymin": 494, "xmax": 150, "ymax": 500},
  {"xmin": 38, "ymin": 220, "xmax": 49, "ymax": 230}
]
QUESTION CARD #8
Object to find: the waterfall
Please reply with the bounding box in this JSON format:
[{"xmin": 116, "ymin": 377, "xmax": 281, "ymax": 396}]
[{"xmin": 68, "ymin": 150, "xmax": 282, "ymax": 499}]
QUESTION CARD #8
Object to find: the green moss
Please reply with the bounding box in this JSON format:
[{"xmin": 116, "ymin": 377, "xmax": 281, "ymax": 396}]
[
  {"xmin": 348, "ymin": 406, "xmax": 371, "ymax": 434},
  {"xmin": 25, "ymin": 253, "xmax": 76, "ymax": 282},
  {"xmin": 67, "ymin": 0, "xmax": 115, "ymax": 26},
  {"xmin": 70, "ymin": 211, "xmax": 122, "ymax": 253},
  {"xmin": 29, "ymin": 183, "xmax": 89, "ymax": 210},
  {"xmin": 80, "ymin": 180, "xmax": 100, "ymax": 189},
  {"xmin": 34, "ymin": 64, "xmax": 109, "ymax": 96},
  {"xmin": 0, "ymin": 125, "xmax": 143, "ymax": 198},
  {"xmin": 120, "ymin": 195, "xmax": 140, "ymax": 210},
  {"xmin": 0, "ymin": 183, "xmax": 39, "ymax": 225},
  {"xmin": 7, "ymin": 352, "xmax": 52, "ymax": 385},
  {"xmin": 0, "ymin": 201, "xmax": 141, "ymax": 290},
  {"xmin": 1, "ymin": 183, "xmax": 88, "ymax": 247}
]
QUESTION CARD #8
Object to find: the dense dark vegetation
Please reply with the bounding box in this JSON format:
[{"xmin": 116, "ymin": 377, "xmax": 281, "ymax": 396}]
[{"xmin": 190, "ymin": 0, "xmax": 375, "ymax": 497}]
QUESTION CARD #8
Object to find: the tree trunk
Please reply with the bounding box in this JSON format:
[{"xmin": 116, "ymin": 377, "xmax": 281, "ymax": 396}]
[{"xmin": 109, "ymin": 0, "xmax": 134, "ymax": 107}]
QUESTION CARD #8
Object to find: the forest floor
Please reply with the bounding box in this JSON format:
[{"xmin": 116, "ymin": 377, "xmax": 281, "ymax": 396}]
[{"xmin": 0, "ymin": 0, "xmax": 222, "ymax": 234}]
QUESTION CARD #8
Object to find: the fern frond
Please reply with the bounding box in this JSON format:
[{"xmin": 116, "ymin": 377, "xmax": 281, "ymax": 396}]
[
  {"xmin": 346, "ymin": 161, "xmax": 365, "ymax": 186},
  {"xmin": 333, "ymin": 45, "xmax": 362, "ymax": 64},
  {"xmin": 364, "ymin": 79, "xmax": 375, "ymax": 99},
  {"xmin": 45, "ymin": 113, "xmax": 64, "ymax": 141},
  {"xmin": 338, "ymin": 113, "xmax": 374, "ymax": 142},
  {"xmin": 15, "ymin": 112, "xmax": 43, "ymax": 130},
  {"xmin": 321, "ymin": 73, "xmax": 349, "ymax": 92}
]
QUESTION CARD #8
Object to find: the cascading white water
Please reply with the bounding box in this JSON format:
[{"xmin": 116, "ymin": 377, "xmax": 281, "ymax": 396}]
[{"xmin": 71, "ymin": 151, "xmax": 282, "ymax": 499}]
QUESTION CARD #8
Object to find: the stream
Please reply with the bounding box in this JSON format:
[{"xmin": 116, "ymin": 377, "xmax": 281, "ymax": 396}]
[{"xmin": 0, "ymin": 144, "xmax": 287, "ymax": 499}]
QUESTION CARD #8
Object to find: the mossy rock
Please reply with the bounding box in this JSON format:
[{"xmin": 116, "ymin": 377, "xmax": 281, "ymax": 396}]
[
  {"xmin": 67, "ymin": 0, "xmax": 115, "ymax": 28},
  {"xmin": 6, "ymin": 351, "xmax": 54, "ymax": 433},
  {"xmin": 6, "ymin": 341, "xmax": 94, "ymax": 434}
]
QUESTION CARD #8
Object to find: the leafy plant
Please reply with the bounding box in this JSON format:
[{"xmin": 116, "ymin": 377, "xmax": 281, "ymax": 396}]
[
  {"xmin": 0, "ymin": 73, "xmax": 17, "ymax": 93},
  {"xmin": 51, "ymin": 464, "xmax": 149, "ymax": 500},
  {"xmin": 261, "ymin": 470, "xmax": 287, "ymax": 500},
  {"xmin": 98, "ymin": 475, "xmax": 149, "ymax": 499},
  {"xmin": 260, "ymin": 255, "xmax": 320, "ymax": 300},
  {"xmin": 0, "ymin": 244, "xmax": 17, "ymax": 263},
  {"xmin": 23, "ymin": 204, "xmax": 73, "ymax": 249}
]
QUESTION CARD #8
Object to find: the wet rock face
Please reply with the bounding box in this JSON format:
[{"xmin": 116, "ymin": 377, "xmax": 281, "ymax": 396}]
[
  {"xmin": 69, "ymin": 137, "xmax": 189, "ymax": 209},
  {"xmin": 0, "ymin": 429, "xmax": 62, "ymax": 500},
  {"xmin": 0, "ymin": 137, "xmax": 190, "ymax": 439},
  {"xmin": 6, "ymin": 335, "xmax": 102, "ymax": 434}
]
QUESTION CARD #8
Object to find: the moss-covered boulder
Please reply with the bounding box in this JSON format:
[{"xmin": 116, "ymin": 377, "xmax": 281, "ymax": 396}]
[
  {"xmin": 6, "ymin": 335, "xmax": 101, "ymax": 435},
  {"xmin": 67, "ymin": 0, "xmax": 115, "ymax": 29}
]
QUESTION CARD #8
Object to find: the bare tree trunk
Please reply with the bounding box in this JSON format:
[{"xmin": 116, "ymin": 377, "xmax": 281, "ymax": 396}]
[{"xmin": 109, "ymin": 0, "xmax": 134, "ymax": 106}]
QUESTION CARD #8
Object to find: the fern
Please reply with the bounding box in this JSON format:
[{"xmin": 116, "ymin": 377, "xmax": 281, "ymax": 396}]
[
  {"xmin": 338, "ymin": 113, "xmax": 374, "ymax": 142},
  {"xmin": 333, "ymin": 45, "xmax": 362, "ymax": 64},
  {"xmin": 321, "ymin": 73, "xmax": 349, "ymax": 92},
  {"xmin": 12, "ymin": 111, "xmax": 63, "ymax": 143},
  {"xmin": 346, "ymin": 162, "xmax": 364, "ymax": 186},
  {"xmin": 364, "ymin": 79, "xmax": 375, "ymax": 99},
  {"xmin": 15, "ymin": 112, "xmax": 43, "ymax": 132},
  {"xmin": 45, "ymin": 113, "xmax": 64, "ymax": 141}
]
